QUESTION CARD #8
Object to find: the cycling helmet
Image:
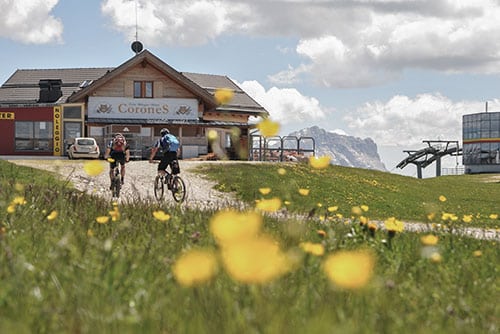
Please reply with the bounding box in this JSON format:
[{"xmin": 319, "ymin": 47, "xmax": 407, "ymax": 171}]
[{"xmin": 160, "ymin": 128, "xmax": 170, "ymax": 135}]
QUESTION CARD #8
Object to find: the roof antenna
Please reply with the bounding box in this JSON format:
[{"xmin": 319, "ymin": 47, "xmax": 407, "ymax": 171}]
[{"xmin": 131, "ymin": 0, "xmax": 143, "ymax": 54}]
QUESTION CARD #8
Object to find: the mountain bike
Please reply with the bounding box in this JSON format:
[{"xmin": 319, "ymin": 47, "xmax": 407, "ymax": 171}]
[
  {"xmin": 107, "ymin": 158, "xmax": 122, "ymax": 198},
  {"xmin": 153, "ymin": 162, "xmax": 186, "ymax": 203}
]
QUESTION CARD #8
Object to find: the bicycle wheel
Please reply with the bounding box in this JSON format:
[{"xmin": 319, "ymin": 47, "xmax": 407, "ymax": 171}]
[
  {"xmin": 154, "ymin": 175, "xmax": 164, "ymax": 201},
  {"xmin": 171, "ymin": 176, "xmax": 186, "ymax": 203},
  {"xmin": 112, "ymin": 177, "xmax": 121, "ymax": 198}
]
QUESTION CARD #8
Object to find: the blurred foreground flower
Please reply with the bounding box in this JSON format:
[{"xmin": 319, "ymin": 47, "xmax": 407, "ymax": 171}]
[
  {"xmin": 256, "ymin": 118, "xmax": 280, "ymax": 137},
  {"xmin": 210, "ymin": 210, "xmax": 263, "ymax": 246},
  {"xmin": 221, "ymin": 235, "xmax": 290, "ymax": 284},
  {"xmin": 309, "ymin": 155, "xmax": 330, "ymax": 169},
  {"xmin": 214, "ymin": 88, "xmax": 234, "ymax": 105},
  {"xmin": 173, "ymin": 249, "xmax": 218, "ymax": 287},
  {"xmin": 323, "ymin": 250, "xmax": 375, "ymax": 289},
  {"xmin": 299, "ymin": 242, "xmax": 325, "ymax": 256},
  {"xmin": 84, "ymin": 160, "xmax": 105, "ymax": 176},
  {"xmin": 256, "ymin": 197, "xmax": 282, "ymax": 212}
]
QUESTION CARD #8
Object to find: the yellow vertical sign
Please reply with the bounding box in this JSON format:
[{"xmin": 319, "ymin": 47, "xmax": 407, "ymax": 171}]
[{"xmin": 53, "ymin": 106, "xmax": 61, "ymax": 156}]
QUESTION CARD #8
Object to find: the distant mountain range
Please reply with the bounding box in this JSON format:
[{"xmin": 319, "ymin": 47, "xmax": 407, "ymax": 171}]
[{"xmin": 288, "ymin": 126, "xmax": 386, "ymax": 171}]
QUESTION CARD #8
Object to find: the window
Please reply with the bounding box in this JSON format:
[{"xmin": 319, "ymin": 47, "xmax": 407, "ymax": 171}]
[
  {"xmin": 15, "ymin": 121, "xmax": 53, "ymax": 152},
  {"xmin": 134, "ymin": 81, "xmax": 153, "ymax": 98}
]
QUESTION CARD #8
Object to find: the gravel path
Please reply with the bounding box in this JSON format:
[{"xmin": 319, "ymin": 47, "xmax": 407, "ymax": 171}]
[{"xmin": 7, "ymin": 159, "xmax": 241, "ymax": 210}]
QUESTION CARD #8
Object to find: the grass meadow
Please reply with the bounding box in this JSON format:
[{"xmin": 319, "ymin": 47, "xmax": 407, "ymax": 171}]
[{"xmin": 0, "ymin": 159, "xmax": 499, "ymax": 333}]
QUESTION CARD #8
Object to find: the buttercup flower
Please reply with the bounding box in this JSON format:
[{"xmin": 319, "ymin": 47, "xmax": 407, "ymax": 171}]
[
  {"xmin": 439, "ymin": 195, "xmax": 447, "ymax": 202},
  {"xmin": 259, "ymin": 187, "xmax": 271, "ymax": 195},
  {"xmin": 84, "ymin": 160, "xmax": 105, "ymax": 176},
  {"xmin": 489, "ymin": 214, "xmax": 498, "ymax": 220},
  {"xmin": 327, "ymin": 206, "xmax": 338, "ymax": 212},
  {"xmin": 256, "ymin": 118, "xmax": 280, "ymax": 138},
  {"xmin": 207, "ymin": 129, "xmax": 218, "ymax": 142},
  {"xmin": 384, "ymin": 217, "xmax": 404, "ymax": 233},
  {"xmin": 11, "ymin": 196, "xmax": 27, "ymax": 205},
  {"xmin": 277, "ymin": 168, "xmax": 286, "ymax": 175},
  {"xmin": 96, "ymin": 216, "xmax": 110, "ymax": 224},
  {"xmin": 473, "ymin": 250, "xmax": 482, "ymax": 257},
  {"xmin": 309, "ymin": 155, "xmax": 330, "ymax": 169},
  {"xmin": 317, "ymin": 230, "xmax": 327, "ymax": 237},
  {"xmin": 214, "ymin": 88, "xmax": 234, "ymax": 105},
  {"xmin": 256, "ymin": 197, "xmax": 282, "ymax": 212},
  {"xmin": 361, "ymin": 205, "xmax": 369, "ymax": 212},
  {"xmin": 462, "ymin": 214, "xmax": 473, "ymax": 223},
  {"xmin": 153, "ymin": 210, "xmax": 171, "ymax": 222},
  {"xmin": 323, "ymin": 250, "xmax": 375, "ymax": 289},
  {"xmin": 420, "ymin": 234, "xmax": 439, "ymax": 246},
  {"xmin": 221, "ymin": 235, "xmax": 290, "ymax": 284},
  {"xmin": 298, "ymin": 188, "xmax": 310, "ymax": 196},
  {"xmin": 173, "ymin": 249, "xmax": 218, "ymax": 287},
  {"xmin": 47, "ymin": 210, "xmax": 58, "ymax": 221},
  {"xmin": 351, "ymin": 206, "xmax": 362, "ymax": 216},
  {"xmin": 299, "ymin": 242, "xmax": 325, "ymax": 256},
  {"xmin": 210, "ymin": 210, "xmax": 263, "ymax": 246}
]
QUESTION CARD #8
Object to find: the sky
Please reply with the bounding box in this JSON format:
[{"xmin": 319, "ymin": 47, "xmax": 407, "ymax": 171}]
[{"xmin": 2, "ymin": 0, "xmax": 500, "ymax": 177}]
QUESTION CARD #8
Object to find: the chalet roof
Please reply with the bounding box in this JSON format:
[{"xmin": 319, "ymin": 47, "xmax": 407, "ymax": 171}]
[
  {"xmin": 0, "ymin": 50, "xmax": 268, "ymax": 116},
  {"xmin": 0, "ymin": 68, "xmax": 112, "ymax": 104}
]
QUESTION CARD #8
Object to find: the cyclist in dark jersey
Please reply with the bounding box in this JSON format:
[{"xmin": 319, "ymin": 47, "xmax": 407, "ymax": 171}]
[{"xmin": 149, "ymin": 128, "xmax": 180, "ymax": 180}]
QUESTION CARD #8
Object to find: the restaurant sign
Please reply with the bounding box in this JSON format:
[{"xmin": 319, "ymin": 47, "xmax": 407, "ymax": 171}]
[{"xmin": 88, "ymin": 97, "xmax": 198, "ymax": 120}]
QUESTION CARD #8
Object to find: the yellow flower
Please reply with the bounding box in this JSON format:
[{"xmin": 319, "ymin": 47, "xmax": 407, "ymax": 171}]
[
  {"xmin": 7, "ymin": 205, "xmax": 16, "ymax": 214},
  {"xmin": 359, "ymin": 216, "xmax": 369, "ymax": 226},
  {"xmin": 327, "ymin": 206, "xmax": 338, "ymax": 212},
  {"xmin": 420, "ymin": 234, "xmax": 439, "ymax": 246},
  {"xmin": 153, "ymin": 210, "xmax": 171, "ymax": 222},
  {"xmin": 109, "ymin": 207, "xmax": 120, "ymax": 222},
  {"xmin": 367, "ymin": 222, "xmax": 378, "ymax": 232},
  {"xmin": 277, "ymin": 168, "xmax": 287, "ymax": 175},
  {"xmin": 430, "ymin": 252, "xmax": 442, "ymax": 263},
  {"xmin": 473, "ymin": 250, "xmax": 482, "ymax": 257},
  {"xmin": 299, "ymin": 242, "xmax": 325, "ymax": 256},
  {"xmin": 83, "ymin": 160, "xmax": 105, "ymax": 176},
  {"xmin": 317, "ymin": 229, "xmax": 327, "ymax": 237},
  {"xmin": 256, "ymin": 118, "xmax": 280, "ymax": 138},
  {"xmin": 298, "ymin": 188, "xmax": 310, "ymax": 196},
  {"xmin": 106, "ymin": 157, "xmax": 115, "ymax": 163},
  {"xmin": 173, "ymin": 249, "xmax": 218, "ymax": 287},
  {"xmin": 489, "ymin": 214, "xmax": 498, "ymax": 220},
  {"xmin": 221, "ymin": 235, "xmax": 290, "ymax": 284},
  {"xmin": 207, "ymin": 129, "xmax": 218, "ymax": 142},
  {"xmin": 361, "ymin": 205, "xmax": 369, "ymax": 212},
  {"xmin": 441, "ymin": 212, "xmax": 458, "ymax": 221},
  {"xmin": 309, "ymin": 155, "xmax": 330, "ymax": 169},
  {"xmin": 462, "ymin": 214, "xmax": 473, "ymax": 223},
  {"xmin": 323, "ymin": 250, "xmax": 375, "ymax": 289},
  {"xmin": 96, "ymin": 216, "xmax": 110, "ymax": 224},
  {"xmin": 351, "ymin": 206, "xmax": 362, "ymax": 216},
  {"xmin": 427, "ymin": 212, "xmax": 436, "ymax": 221},
  {"xmin": 214, "ymin": 87, "xmax": 234, "ymax": 105},
  {"xmin": 439, "ymin": 195, "xmax": 447, "ymax": 202},
  {"xmin": 256, "ymin": 197, "xmax": 282, "ymax": 212},
  {"xmin": 258, "ymin": 187, "xmax": 272, "ymax": 195},
  {"xmin": 11, "ymin": 196, "xmax": 27, "ymax": 205},
  {"xmin": 384, "ymin": 217, "xmax": 404, "ymax": 233},
  {"xmin": 210, "ymin": 210, "xmax": 263, "ymax": 246},
  {"xmin": 284, "ymin": 200, "xmax": 291, "ymax": 205},
  {"xmin": 47, "ymin": 210, "xmax": 58, "ymax": 221}
]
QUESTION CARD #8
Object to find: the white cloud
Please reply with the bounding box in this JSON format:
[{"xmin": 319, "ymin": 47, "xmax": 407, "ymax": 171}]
[
  {"xmin": 235, "ymin": 80, "xmax": 327, "ymax": 126},
  {"xmin": 0, "ymin": 0, "xmax": 63, "ymax": 44},
  {"xmin": 344, "ymin": 93, "xmax": 489, "ymax": 147},
  {"xmin": 101, "ymin": 0, "xmax": 500, "ymax": 88}
]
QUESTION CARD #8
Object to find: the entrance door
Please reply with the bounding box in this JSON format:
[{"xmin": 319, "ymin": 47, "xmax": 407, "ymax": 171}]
[{"xmin": 63, "ymin": 122, "xmax": 82, "ymax": 154}]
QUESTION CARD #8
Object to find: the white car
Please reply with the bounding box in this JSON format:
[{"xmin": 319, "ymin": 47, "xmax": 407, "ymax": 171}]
[{"xmin": 68, "ymin": 137, "xmax": 100, "ymax": 159}]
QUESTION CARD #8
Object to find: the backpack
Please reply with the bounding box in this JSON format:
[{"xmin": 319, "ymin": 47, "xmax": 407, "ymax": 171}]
[
  {"xmin": 160, "ymin": 134, "xmax": 180, "ymax": 152},
  {"xmin": 112, "ymin": 135, "xmax": 127, "ymax": 152}
]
